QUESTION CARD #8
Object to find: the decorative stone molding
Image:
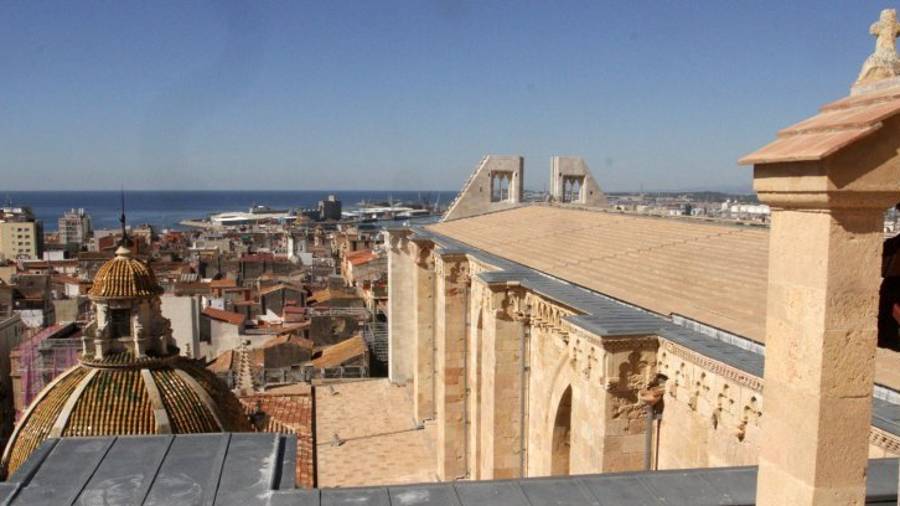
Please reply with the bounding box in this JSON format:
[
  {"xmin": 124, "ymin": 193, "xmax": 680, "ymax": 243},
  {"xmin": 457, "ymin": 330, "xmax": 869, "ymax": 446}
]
[
  {"xmin": 411, "ymin": 239, "xmax": 435, "ymax": 268},
  {"xmin": 600, "ymin": 335, "xmax": 657, "ymax": 353},
  {"xmin": 855, "ymin": 9, "xmax": 900, "ymax": 87},
  {"xmin": 386, "ymin": 229, "xmax": 412, "ymax": 253},
  {"xmin": 434, "ymin": 254, "xmax": 470, "ymax": 287},
  {"xmin": 660, "ymin": 339, "xmax": 763, "ymax": 392},
  {"xmin": 870, "ymin": 426, "xmax": 900, "ymax": 454}
]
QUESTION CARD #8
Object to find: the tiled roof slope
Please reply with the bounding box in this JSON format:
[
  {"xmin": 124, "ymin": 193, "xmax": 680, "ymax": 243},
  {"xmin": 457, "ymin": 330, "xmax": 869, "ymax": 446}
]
[
  {"xmin": 203, "ymin": 307, "xmax": 247, "ymax": 326},
  {"xmin": 240, "ymin": 390, "xmax": 315, "ymax": 488},
  {"xmin": 429, "ymin": 205, "xmax": 769, "ymax": 342},
  {"xmin": 740, "ymin": 87, "xmax": 900, "ymax": 164},
  {"xmin": 311, "ymin": 335, "xmax": 367, "ymax": 369},
  {"xmin": 1, "ymin": 356, "xmax": 252, "ymax": 478},
  {"xmin": 88, "ymin": 249, "xmax": 163, "ymax": 299}
]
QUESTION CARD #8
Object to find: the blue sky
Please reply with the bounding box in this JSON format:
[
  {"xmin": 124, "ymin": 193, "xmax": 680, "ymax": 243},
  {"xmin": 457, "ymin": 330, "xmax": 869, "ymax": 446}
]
[{"xmin": 0, "ymin": 1, "xmax": 889, "ymax": 191}]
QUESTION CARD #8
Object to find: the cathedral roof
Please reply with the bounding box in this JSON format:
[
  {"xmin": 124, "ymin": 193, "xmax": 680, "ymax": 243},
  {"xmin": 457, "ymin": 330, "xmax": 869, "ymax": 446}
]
[
  {"xmin": 424, "ymin": 204, "xmax": 900, "ymax": 395},
  {"xmin": 429, "ymin": 205, "xmax": 770, "ymax": 342},
  {"xmin": 87, "ymin": 246, "xmax": 163, "ymax": 299},
  {"xmin": 0, "ymin": 354, "xmax": 252, "ymax": 478}
]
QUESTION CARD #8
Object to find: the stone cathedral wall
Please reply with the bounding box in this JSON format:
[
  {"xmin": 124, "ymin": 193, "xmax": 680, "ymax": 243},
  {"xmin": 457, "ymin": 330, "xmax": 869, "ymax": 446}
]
[
  {"xmin": 656, "ymin": 339, "xmax": 900, "ymax": 470},
  {"xmin": 386, "ymin": 229, "xmax": 900, "ymax": 485}
]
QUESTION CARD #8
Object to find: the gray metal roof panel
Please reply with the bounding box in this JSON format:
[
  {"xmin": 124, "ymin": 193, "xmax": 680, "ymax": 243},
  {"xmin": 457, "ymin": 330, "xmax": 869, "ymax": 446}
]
[
  {"xmin": 867, "ymin": 458, "xmax": 900, "ymax": 502},
  {"xmin": 577, "ymin": 474, "xmax": 662, "ymax": 505},
  {"xmin": 0, "ymin": 484, "xmax": 19, "ymax": 504},
  {"xmin": 76, "ymin": 435, "xmax": 173, "ymax": 506},
  {"xmin": 873, "ymin": 399, "xmax": 900, "ymax": 437},
  {"xmin": 144, "ymin": 433, "xmax": 230, "ymax": 506},
  {"xmin": 638, "ymin": 469, "xmax": 741, "ymax": 506},
  {"xmin": 215, "ymin": 433, "xmax": 285, "ymax": 505},
  {"xmin": 269, "ymin": 489, "xmax": 320, "ymax": 506},
  {"xmin": 453, "ymin": 481, "xmax": 530, "ymax": 506},
  {"xmin": 4, "ymin": 434, "xmax": 899, "ymax": 505},
  {"xmin": 13, "ymin": 437, "xmax": 114, "ymax": 506},
  {"xmin": 517, "ymin": 476, "xmax": 601, "ymax": 505},
  {"xmin": 389, "ymin": 483, "xmax": 462, "ymax": 505},
  {"xmin": 321, "ymin": 487, "xmax": 391, "ymax": 506}
]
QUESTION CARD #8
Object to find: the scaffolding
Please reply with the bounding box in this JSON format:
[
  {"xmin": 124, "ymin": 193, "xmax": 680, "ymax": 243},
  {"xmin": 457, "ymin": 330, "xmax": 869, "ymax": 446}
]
[
  {"xmin": 363, "ymin": 321, "xmax": 388, "ymax": 364},
  {"xmin": 14, "ymin": 325, "xmax": 82, "ymax": 419},
  {"xmin": 307, "ymin": 307, "xmax": 370, "ymax": 319}
]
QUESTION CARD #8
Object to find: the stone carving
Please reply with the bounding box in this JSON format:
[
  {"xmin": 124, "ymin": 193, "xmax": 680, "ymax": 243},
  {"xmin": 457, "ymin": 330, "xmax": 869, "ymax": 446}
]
[
  {"xmin": 582, "ymin": 348, "xmax": 598, "ymax": 381},
  {"xmin": 413, "ymin": 241, "xmax": 434, "ymax": 268},
  {"xmin": 662, "ymin": 340, "xmax": 763, "ymax": 392},
  {"xmin": 613, "ymin": 351, "xmax": 648, "ymax": 392},
  {"xmin": 601, "ymin": 336, "xmax": 657, "ymax": 353},
  {"xmin": 856, "ymin": 9, "xmax": 900, "ymax": 86},
  {"xmin": 388, "ymin": 230, "xmax": 410, "ymax": 254},
  {"xmin": 870, "ymin": 426, "xmax": 900, "ymax": 454},
  {"xmin": 439, "ymin": 258, "xmax": 469, "ymax": 285},
  {"xmin": 488, "ymin": 286, "xmax": 525, "ymax": 322},
  {"xmin": 737, "ymin": 396, "xmax": 761, "ymax": 442},
  {"xmin": 609, "ymin": 392, "xmax": 643, "ymax": 426},
  {"xmin": 688, "ymin": 372, "xmax": 709, "ymax": 412}
]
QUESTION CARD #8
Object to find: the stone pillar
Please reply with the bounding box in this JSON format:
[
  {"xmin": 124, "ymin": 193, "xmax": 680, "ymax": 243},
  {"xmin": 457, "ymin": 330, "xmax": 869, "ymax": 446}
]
[
  {"xmin": 740, "ymin": 25, "xmax": 900, "ymax": 503},
  {"xmin": 411, "ymin": 238, "xmax": 436, "ymax": 422},
  {"xmin": 479, "ymin": 283, "xmax": 526, "ymax": 479},
  {"xmin": 387, "ymin": 230, "xmax": 414, "ymax": 384},
  {"xmin": 755, "ymin": 201, "xmax": 887, "ymax": 505},
  {"xmin": 434, "ymin": 251, "xmax": 468, "ymax": 480},
  {"xmin": 594, "ymin": 336, "xmax": 657, "ymax": 472}
]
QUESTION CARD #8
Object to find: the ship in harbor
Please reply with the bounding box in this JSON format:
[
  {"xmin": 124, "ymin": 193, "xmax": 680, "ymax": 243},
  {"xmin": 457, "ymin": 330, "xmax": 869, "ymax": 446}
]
[{"xmin": 207, "ymin": 205, "xmax": 294, "ymax": 226}]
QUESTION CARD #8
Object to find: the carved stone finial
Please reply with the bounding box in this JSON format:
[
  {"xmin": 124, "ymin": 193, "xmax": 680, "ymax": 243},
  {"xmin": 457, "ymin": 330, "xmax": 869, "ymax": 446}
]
[{"xmin": 855, "ymin": 9, "xmax": 900, "ymax": 86}]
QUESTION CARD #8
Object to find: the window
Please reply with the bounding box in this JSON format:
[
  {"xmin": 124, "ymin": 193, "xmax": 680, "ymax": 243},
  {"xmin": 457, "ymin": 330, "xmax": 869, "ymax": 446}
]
[{"xmin": 109, "ymin": 308, "xmax": 131, "ymax": 338}]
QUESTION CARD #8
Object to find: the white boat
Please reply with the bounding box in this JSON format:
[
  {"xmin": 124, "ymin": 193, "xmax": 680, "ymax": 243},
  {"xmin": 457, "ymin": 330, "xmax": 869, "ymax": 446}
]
[{"xmin": 209, "ymin": 206, "xmax": 293, "ymax": 226}]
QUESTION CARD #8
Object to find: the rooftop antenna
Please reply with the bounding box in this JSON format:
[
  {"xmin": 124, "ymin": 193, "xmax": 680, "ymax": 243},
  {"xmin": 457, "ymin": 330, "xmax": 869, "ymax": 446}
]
[{"xmin": 119, "ymin": 187, "xmax": 129, "ymax": 247}]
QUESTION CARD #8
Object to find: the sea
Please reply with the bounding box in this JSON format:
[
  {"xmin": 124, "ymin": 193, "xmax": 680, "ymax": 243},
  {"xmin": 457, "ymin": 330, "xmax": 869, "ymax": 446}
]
[{"xmin": 3, "ymin": 191, "xmax": 458, "ymax": 232}]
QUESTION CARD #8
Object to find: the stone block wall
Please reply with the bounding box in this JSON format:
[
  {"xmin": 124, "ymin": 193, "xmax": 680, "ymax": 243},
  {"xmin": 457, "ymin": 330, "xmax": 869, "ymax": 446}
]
[
  {"xmin": 656, "ymin": 339, "xmax": 900, "ymax": 471},
  {"xmin": 387, "ymin": 231, "xmax": 414, "ymax": 384},
  {"xmin": 442, "ymin": 156, "xmax": 524, "ymax": 222},
  {"xmin": 390, "ymin": 232, "xmax": 900, "ymax": 492}
]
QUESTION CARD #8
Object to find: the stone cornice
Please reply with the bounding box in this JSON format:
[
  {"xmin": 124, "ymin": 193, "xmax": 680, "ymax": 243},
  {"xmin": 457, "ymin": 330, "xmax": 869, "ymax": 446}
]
[
  {"xmin": 661, "ymin": 338, "xmax": 764, "ymax": 392},
  {"xmin": 662, "ymin": 337, "xmax": 900, "ymax": 454},
  {"xmin": 870, "ymin": 426, "xmax": 900, "ymax": 454},
  {"xmin": 755, "ymin": 189, "xmax": 900, "ymax": 211}
]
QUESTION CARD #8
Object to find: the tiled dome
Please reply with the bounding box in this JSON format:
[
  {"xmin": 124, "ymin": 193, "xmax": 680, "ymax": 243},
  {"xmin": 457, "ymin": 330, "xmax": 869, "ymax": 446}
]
[
  {"xmin": 88, "ymin": 246, "xmax": 163, "ymax": 299},
  {"xmin": 1, "ymin": 355, "xmax": 252, "ymax": 478}
]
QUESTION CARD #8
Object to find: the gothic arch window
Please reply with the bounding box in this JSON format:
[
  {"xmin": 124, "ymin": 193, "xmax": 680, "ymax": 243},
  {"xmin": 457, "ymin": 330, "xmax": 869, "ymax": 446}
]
[{"xmin": 551, "ymin": 385, "xmax": 573, "ymax": 475}]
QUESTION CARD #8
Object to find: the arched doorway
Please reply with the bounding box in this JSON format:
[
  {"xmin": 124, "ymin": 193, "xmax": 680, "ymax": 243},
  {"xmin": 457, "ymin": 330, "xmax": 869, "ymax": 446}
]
[{"xmin": 551, "ymin": 385, "xmax": 572, "ymax": 475}]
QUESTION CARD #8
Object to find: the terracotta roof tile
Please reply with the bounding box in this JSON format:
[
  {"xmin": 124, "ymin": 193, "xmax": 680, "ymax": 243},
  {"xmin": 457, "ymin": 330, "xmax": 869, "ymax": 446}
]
[
  {"xmin": 88, "ymin": 249, "xmax": 163, "ymax": 299},
  {"xmin": 2, "ymin": 357, "xmax": 252, "ymax": 478},
  {"xmin": 262, "ymin": 333, "xmax": 314, "ymax": 351},
  {"xmin": 739, "ymin": 126, "xmax": 878, "ymax": 165},
  {"xmin": 348, "ymin": 251, "xmax": 378, "ymax": 266},
  {"xmin": 52, "ymin": 274, "xmax": 81, "ymax": 285},
  {"xmin": 311, "ymin": 335, "xmax": 368, "ymax": 369},
  {"xmin": 740, "ymin": 90, "xmax": 900, "ymax": 165},
  {"xmin": 259, "ymin": 283, "xmax": 300, "ymax": 296},
  {"xmin": 210, "ymin": 278, "xmax": 237, "ymax": 289},
  {"xmin": 202, "ymin": 307, "xmax": 246, "ymax": 326},
  {"xmin": 239, "ymin": 391, "xmax": 314, "ymax": 488},
  {"xmin": 207, "ymin": 350, "xmax": 235, "ymax": 374}
]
